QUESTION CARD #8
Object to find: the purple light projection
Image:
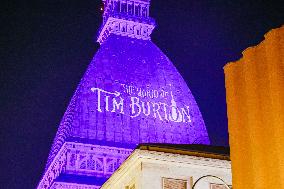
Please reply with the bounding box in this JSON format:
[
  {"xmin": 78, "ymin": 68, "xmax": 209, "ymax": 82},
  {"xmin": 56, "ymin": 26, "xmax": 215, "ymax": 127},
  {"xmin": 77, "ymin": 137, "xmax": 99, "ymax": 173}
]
[{"xmin": 38, "ymin": 0, "xmax": 209, "ymax": 188}]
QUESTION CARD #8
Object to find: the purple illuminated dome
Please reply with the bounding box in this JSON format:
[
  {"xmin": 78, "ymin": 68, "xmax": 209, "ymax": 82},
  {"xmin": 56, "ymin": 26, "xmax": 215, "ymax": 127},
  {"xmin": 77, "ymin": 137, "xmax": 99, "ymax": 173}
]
[{"xmin": 38, "ymin": 0, "xmax": 210, "ymax": 188}]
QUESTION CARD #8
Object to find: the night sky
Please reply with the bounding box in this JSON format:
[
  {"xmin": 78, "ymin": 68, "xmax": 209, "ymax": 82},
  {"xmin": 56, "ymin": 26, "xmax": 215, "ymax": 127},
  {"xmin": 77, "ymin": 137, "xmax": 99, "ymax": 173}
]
[{"xmin": 1, "ymin": 0, "xmax": 283, "ymax": 188}]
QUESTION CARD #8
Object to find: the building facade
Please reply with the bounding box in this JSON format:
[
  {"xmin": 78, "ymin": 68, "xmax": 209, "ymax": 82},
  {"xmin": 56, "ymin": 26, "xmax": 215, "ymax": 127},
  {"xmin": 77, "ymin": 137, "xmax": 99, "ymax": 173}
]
[
  {"xmin": 101, "ymin": 144, "xmax": 232, "ymax": 189},
  {"xmin": 37, "ymin": 0, "xmax": 210, "ymax": 188},
  {"xmin": 224, "ymin": 25, "xmax": 284, "ymax": 189}
]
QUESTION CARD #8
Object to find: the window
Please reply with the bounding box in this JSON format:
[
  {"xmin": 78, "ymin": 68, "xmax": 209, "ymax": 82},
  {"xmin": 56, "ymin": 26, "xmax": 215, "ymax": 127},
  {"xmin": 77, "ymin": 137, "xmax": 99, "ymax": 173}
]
[
  {"xmin": 114, "ymin": 1, "xmax": 119, "ymax": 12},
  {"xmin": 121, "ymin": 2, "xmax": 127, "ymax": 13},
  {"xmin": 134, "ymin": 5, "xmax": 141, "ymax": 16},
  {"xmin": 142, "ymin": 7, "xmax": 147, "ymax": 17},
  {"xmin": 128, "ymin": 3, "xmax": 133, "ymax": 15},
  {"xmin": 125, "ymin": 184, "xmax": 135, "ymax": 189},
  {"xmin": 163, "ymin": 178, "xmax": 187, "ymax": 189}
]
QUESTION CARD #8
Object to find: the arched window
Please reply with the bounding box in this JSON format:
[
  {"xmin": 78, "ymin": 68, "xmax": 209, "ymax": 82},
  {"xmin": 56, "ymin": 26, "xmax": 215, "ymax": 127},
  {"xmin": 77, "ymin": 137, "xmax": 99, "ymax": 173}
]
[
  {"xmin": 69, "ymin": 154, "xmax": 76, "ymax": 167},
  {"xmin": 79, "ymin": 161, "xmax": 86, "ymax": 169},
  {"xmin": 136, "ymin": 28, "xmax": 140, "ymax": 35},
  {"xmin": 106, "ymin": 159, "xmax": 118, "ymax": 173},
  {"xmin": 120, "ymin": 23, "xmax": 126, "ymax": 32}
]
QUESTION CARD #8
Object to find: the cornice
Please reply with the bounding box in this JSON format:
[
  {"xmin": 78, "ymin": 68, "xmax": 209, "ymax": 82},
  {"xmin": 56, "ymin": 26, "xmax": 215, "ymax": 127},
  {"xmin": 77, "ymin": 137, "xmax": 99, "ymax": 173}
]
[{"xmin": 101, "ymin": 149, "xmax": 231, "ymax": 188}]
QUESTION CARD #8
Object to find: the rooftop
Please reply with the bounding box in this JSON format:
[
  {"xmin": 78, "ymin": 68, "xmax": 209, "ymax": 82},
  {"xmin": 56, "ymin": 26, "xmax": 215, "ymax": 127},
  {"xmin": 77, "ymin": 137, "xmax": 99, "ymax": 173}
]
[{"xmin": 137, "ymin": 143, "xmax": 230, "ymax": 160}]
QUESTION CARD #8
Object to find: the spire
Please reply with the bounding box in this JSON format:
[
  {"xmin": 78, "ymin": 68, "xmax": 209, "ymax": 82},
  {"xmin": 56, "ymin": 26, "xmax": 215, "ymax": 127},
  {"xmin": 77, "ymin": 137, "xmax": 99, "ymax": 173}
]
[{"xmin": 97, "ymin": 0, "xmax": 156, "ymax": 44}]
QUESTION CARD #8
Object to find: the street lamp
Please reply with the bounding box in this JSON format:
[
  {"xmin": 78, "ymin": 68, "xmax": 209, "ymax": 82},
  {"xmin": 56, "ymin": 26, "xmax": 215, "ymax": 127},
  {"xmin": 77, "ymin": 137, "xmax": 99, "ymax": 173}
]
[{"xmin": 192, "ymin": 175, "xmax": 231, "ymax": 189}]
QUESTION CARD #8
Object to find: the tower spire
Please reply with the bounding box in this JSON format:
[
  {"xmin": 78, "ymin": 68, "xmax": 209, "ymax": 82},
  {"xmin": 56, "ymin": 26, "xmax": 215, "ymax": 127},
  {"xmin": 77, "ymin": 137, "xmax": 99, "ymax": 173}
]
[{"xmin": 97, "ymin": 0, "xmax": 156, "ymax": 44}]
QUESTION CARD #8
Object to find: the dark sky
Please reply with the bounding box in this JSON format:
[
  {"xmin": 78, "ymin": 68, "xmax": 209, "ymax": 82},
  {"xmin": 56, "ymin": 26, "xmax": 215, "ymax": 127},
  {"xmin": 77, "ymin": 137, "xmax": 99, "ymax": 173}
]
[{"xmin": 1, "ymin": 0, "xmax": 283, "ymax": 188}]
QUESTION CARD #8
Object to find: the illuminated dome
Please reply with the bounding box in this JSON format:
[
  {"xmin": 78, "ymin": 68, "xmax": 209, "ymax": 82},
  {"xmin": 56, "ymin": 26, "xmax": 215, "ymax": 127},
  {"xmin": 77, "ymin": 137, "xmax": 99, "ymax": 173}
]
[
  {"xmin": 74, "ymin": 34, "xmax": 209, "ymax": 145},
  {"xmin": 38, "ymin": 1, "xmax": 209, "ymax": 188}
]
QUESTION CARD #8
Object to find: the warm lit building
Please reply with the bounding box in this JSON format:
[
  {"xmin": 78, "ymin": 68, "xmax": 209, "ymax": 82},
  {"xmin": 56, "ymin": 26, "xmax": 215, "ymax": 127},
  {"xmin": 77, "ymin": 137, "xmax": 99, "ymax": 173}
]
[
  {"xmin": 101, "ymin": 144, "xmax": 232, "ymax": 189},
  {"xmin": 224, "ymin": 25, "xmax": 284, "ymax": 189}
]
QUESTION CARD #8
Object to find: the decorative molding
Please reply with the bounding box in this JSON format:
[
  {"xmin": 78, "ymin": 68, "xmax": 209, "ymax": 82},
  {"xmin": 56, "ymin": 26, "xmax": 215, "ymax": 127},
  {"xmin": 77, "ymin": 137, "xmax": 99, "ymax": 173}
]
[
  {"xmin": 139, "ymin": 150, "xmax": 231, "ymax": 169},
  {"xmin": 65, "ymin": 142, "xmax": 133, "ymax": 176},
  {"xmin": 97, "ymin": 17, "xmax": 155, "ymax": 44},
  {"xmin": 50, "ymin": 182, "xmax": 100, "ymax": 189},
  {"xmin": 37, "ymin": 142, "xmax": 133, "ymax": 189}
]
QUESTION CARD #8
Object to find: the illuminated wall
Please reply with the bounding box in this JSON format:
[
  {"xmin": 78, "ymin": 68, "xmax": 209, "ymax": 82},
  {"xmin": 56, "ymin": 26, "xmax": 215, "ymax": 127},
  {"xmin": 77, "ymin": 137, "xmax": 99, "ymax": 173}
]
[
  {"xmin": 38, "ymin": 0, "xmax": 210, "ymax": 188},
  {"xmin": 224, "ymin": 25, "xmax": 284, "ymax": 189}
]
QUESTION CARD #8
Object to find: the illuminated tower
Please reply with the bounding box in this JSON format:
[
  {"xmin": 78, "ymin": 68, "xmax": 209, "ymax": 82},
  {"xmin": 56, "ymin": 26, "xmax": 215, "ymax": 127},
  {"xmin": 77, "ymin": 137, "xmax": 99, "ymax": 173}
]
[{"xmin": 37, "ymin": 0, "xmax": 210, "ymax": 188}]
